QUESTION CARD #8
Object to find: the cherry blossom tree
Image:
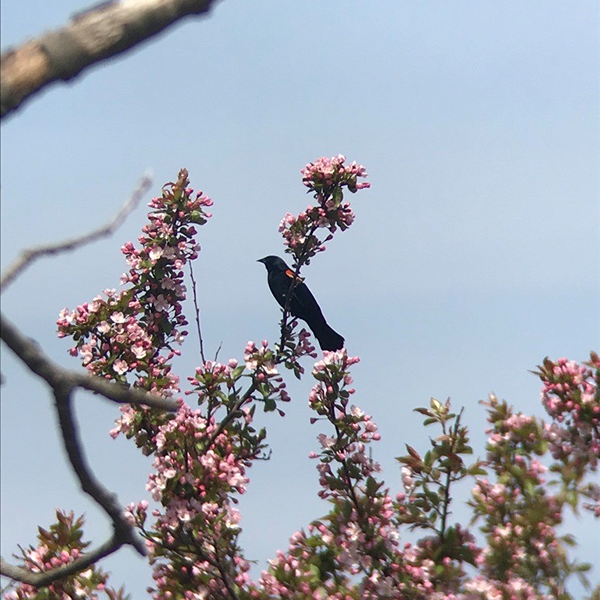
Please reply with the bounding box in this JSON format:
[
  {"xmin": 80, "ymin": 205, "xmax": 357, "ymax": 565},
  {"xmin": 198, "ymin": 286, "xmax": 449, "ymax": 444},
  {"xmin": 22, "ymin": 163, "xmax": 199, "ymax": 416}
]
[{"xmin": 2, "ymin": 158, "xmax": 598, "ymax": 599}]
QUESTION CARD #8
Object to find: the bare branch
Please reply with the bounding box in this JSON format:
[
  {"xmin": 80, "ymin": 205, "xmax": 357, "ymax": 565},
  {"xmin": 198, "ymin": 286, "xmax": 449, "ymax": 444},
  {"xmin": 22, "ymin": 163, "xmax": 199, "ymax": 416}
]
[
  {"xmin": 0, "ymin": 172, "xmax": 153, "ymax": 292},
  {"xmin": 76, "ymin": 370, "xmax": 179, "ymax": 410},
  {"xmin": 53, "ymin": 387, "xmax": 145, "ymax": 554},
  {"xmin": 1, "ymin": 534, "xmax": 124, "ymax": 588},
  {"xmin": 1, "ymin": 0, "xmax": 221, "ymax": 120},
  {"xmin": 0, "ymin": 312, "xmax": 179, "ymax": 411},
  {"xmin": 0, "ymin": 390, "xmax": 144, "ymax": 586},
  {"xmin": 0, "ymin": 311, "xmax": 181, "ymax": 588}
]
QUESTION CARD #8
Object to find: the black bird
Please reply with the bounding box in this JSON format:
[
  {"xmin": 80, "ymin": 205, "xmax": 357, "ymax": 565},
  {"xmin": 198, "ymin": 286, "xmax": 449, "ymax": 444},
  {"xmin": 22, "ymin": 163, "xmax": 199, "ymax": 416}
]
[{"xmin": 258, "ymin": 255, "xmax": 345, "ymax": 351}]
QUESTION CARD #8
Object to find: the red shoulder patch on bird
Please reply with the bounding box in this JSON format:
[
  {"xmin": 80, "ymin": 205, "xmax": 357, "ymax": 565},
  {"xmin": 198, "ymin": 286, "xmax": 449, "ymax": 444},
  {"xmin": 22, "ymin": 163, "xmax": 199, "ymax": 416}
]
[{"xmin": 285, "ymin": 269, "xmax": 304, "ymax": 282}]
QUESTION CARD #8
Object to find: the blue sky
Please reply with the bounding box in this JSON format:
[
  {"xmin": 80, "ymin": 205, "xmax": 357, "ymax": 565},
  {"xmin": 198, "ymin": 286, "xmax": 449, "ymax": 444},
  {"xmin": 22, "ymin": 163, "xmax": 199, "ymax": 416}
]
[{"xmin": 1, "ymin": 1, "xmax": 599, "ymax": 597}]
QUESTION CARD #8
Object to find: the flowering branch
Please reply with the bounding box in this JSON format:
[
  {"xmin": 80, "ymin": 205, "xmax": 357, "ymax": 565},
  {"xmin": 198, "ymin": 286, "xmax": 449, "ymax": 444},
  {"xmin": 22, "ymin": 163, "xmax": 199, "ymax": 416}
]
[
  {"xmin": 1, "ymin": 511, "xmax": 129, "ymax": 597},
  {"xmin": 51, "ymin": 169, "xmax": 264, "ymax": 598},
  {"xmin": 1, "ymin": 527, "xmax": 126, "ymax": 589},
  {"xmin": 274, "ymin": 155, "xmax": 370, "ymax": 368},
  {"xmin": 536, "ymin": 353, "xmax": 600, "ymax": 506}
]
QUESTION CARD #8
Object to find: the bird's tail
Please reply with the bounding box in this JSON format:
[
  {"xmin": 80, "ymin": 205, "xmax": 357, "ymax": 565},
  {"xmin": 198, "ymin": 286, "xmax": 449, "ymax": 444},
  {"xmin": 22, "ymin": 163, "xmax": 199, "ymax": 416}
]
[{"xmin": 313, "ymin": 321, "xmax": 345, "ymax": 352}]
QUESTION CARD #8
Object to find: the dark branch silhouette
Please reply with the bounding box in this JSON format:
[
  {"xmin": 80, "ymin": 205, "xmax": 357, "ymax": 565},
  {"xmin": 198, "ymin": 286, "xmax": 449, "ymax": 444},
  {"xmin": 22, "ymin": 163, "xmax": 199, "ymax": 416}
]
[
  {"xmin": 1, "ymin": 535, "xmax": 127, "ymax": 588},
  {"xmin": 0, "ymin": 312, "xmax": 179, "ymax": 587},
  {"xmin": 0, "ymin": 313, "xmax": 178, "ymax": 412}
]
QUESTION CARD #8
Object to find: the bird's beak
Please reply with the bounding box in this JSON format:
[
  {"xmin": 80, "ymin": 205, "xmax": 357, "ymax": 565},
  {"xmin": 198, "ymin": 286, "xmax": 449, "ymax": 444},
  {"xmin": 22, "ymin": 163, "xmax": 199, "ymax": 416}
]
[{"xmin": 257, "ymin": 258, "xmax": 265, "ymax": 264}]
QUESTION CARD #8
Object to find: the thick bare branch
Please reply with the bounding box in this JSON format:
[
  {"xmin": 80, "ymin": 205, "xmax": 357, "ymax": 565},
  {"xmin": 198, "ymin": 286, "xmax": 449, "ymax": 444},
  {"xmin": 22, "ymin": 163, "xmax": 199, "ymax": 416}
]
[
  {"xmin": 0, "ymin": 312, "xmax": 179, "ymax": 410},
  {"xmin": 53, "ymin": 387, "xmax": 146, "ymax": 554},
  {"xmin": 1, "ymin": 0, "xmax": 221, "ymax": 120},
  {"xmin": 0, "ymin": 172, "xmax": 153, "ymax": 292},
  {"xmin": 0, "ymin": 312, "xmax": 180, "ymax": 588}
]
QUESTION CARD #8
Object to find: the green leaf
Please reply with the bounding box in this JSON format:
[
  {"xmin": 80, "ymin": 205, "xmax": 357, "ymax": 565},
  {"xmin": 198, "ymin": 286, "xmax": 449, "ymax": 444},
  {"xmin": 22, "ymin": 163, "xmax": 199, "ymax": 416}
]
[
  {"xmin": 263, "ymin": 398, "xmax": 276, "ymax": 412},
  {"xmin": 231, "ymin": 366, "xmax": 245, "ymax": 380},
  {"xmin": 431, "ymin": 398, "xmax": 444, "ymax": 412},
  {"xmin": 414, "ymin": 408, "xmax": 433, "ymax": 417}
]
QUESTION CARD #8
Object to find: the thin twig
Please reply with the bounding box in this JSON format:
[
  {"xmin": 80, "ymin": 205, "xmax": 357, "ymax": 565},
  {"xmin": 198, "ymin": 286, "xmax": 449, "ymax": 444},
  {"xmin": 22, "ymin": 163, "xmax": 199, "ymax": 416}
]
[
  {"xmin": 213, "ymin": 341, "xmax": 222, "ymax": 362},
  {"xmin": 1, "ymin": 172, "xmax": 153, "ymax": 292},
  {"xmin": 188, "ymin": 261, "xmax": 206, "ymax": 364}
]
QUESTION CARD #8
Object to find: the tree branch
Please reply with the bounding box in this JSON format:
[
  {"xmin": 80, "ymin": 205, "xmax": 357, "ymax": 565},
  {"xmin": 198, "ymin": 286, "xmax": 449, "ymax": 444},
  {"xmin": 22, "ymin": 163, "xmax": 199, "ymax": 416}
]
[
  {"xmin": 0, "ymin": 389, "xmax": 146, "ymax": 589},
  {"xmin": 0, "ymin": 172, "xmax": 153, "ymax": 292},
  {"xmin": 1, "ymin": 0, "xmax": 221, "ymax": 120},
  {"xmin": 0, "ymin": 311, "xmax": 181, "ymax": 588},
  {"xmin": 0, "ymin": 312, "xmax": 179, "ymax": 412},
  {"xmin": 53, "ymin": 386, "xmax": 145, "ymax": 554},
  {"xmin": 1, "ymin": 534, "xmax": 125, "ymax": 588},
  {"xmin": 189, "ymin": 260, "xmax": 207, "ymax": 364}
]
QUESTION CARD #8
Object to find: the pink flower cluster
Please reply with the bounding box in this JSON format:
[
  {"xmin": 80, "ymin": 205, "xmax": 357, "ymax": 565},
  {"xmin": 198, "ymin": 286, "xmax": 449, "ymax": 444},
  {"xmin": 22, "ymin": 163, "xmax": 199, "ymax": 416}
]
[
  {"xmin": 413, "ymin": 525, "xmax": 480, "ymax": 587},
  {"xmin": 537, "ymin": 355, "xmax": 600, "ymax": 471},
  {"xmin": 308, "ymin": 351, "xmax": 379, "ymax": 466},
  {"xmin": 5, "ymin": 547, "xmax": 85, "ymax": 600},
  {"xmin": 309, "ymin": 350, "xmax": 360, "ymax": 407},
  {"xmin": 124, "ymin": 402, "xmax": 255, "ymax": 599},
  {"xmin": 57, "ymin": 169, "xmax": 212, "ymax": 396},
  {"xmin": 257, "ymin": 513, "xmax": 440, "ymax": 599},
  {"xmin": 471, "ymin": 395, "xmax": 570, "ymax": 595},
  {"xmin": 5, "ymin": 511, "xmax": 121, "ymax": 600},
  {"xmin": 185, "ymin": 358, "xmax": 244, "ymax": 412},
  {"xmin": 279, "ymin": 155, "xmax": 369, "ymax": 265},
  {"xmin": 243, "ymin": 340, "xmax": 291, "ymax": 410},
  {"xmin": 464, "ymin": 576, "xmax": 552, "ymax": 600},
  {"xmin": 301, "ymin": 154, "xmax": 370, "ymax": 194}
]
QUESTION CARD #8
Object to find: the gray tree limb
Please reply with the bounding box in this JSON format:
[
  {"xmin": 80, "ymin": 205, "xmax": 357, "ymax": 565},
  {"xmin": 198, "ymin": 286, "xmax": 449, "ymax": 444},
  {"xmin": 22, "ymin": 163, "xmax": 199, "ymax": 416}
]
[
  {"xmin": 0, "ymin": 312, "xmax": 180, "ymax": 588},
  {"xmin": 1, "ymin": 0, "xmax": 221, "ymax": 120},
  {"xmin": 0, "ymin": 312, "xmax": 179, "ymax": 412},
  {"xmin": 1, "ymin": 534, "xmax": 127, "ymax": 588}
]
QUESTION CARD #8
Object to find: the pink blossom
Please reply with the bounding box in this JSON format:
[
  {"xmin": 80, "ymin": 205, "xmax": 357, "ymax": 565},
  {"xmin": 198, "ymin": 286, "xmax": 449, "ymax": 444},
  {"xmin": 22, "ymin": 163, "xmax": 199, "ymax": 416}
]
[
  {"xmin": 149, "ymin": 245, "xmax": 164, "ymax": 261},
  {"xmin": 112, "ymin": 359, "xmax": 128, "ymax": 375}
]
